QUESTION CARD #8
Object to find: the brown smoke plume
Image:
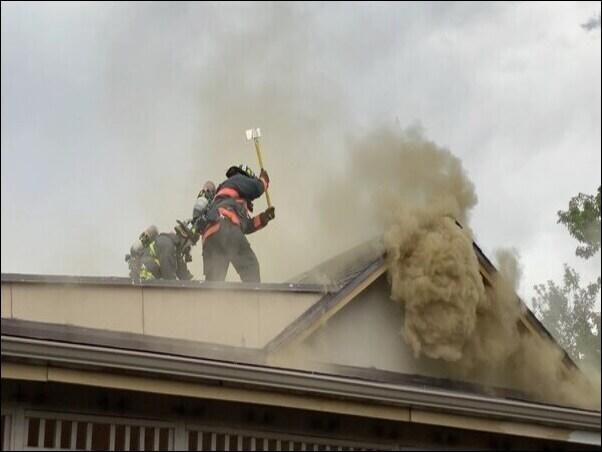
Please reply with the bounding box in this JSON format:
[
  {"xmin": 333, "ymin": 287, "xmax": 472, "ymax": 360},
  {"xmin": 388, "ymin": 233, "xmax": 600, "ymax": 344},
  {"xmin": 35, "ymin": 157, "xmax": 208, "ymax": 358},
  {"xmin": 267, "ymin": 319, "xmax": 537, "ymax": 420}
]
[
  {"xmin": 385, "ymin": 213, "xmax": 484, "ymax": 362},
  {"xmin": 368, "ymin": 128, "xmax": 600, "ymax": 409},
  {"xmin": 459, "ymin": 249, "xmax": 598, "ymax": 408}
]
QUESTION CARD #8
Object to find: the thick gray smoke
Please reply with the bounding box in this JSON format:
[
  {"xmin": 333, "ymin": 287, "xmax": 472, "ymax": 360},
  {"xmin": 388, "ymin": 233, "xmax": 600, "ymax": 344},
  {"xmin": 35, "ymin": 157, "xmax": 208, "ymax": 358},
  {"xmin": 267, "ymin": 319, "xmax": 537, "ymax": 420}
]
[
  {"xmin": 387, "ymin": 214, "xmax": 484, "ymax": 362},
  {"xmin": 276, "ymin": 120, "xmax": 599, "ymax": 408},
  {"xmin": 1, "ymin": 3, "xmax": 359, "ymax": 279},
  {"xmin": 101, "ymin": 3, "xmax": 358, "ymax": 281},
  {"xmin": 328, "ymin": 127, "xmax": 599, "ymax": 409},
  {"xmin": 2, "ymin": 3, "xmax": 598, "ymax": 409}
]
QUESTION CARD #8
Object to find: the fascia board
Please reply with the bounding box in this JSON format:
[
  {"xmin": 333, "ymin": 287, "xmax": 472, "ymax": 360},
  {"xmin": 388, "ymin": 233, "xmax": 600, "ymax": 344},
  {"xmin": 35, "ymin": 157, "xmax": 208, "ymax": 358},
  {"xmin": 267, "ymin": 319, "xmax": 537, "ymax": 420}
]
[{"xmin": 2, "ymin": 334, "xmax": 599, "ymax": 432}]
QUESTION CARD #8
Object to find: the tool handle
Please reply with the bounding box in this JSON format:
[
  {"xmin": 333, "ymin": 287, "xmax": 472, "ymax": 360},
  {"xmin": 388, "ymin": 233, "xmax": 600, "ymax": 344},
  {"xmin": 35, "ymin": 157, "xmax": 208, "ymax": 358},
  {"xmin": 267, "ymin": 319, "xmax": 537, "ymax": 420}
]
[
  {"xmin": 264, "ymin": 185, "xmax": 272, "ymax": 208},
  {"xmin": 254, "ymin": 138, "xmax": 272, "ymax": 208}
]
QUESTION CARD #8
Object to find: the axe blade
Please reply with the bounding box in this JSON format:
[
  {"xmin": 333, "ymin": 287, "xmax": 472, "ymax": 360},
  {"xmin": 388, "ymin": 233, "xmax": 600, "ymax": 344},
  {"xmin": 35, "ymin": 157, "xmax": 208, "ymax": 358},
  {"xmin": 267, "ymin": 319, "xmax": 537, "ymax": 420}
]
[{"xmin": 245, "ymin": 128, "xmax": 261, "ymax": 140}]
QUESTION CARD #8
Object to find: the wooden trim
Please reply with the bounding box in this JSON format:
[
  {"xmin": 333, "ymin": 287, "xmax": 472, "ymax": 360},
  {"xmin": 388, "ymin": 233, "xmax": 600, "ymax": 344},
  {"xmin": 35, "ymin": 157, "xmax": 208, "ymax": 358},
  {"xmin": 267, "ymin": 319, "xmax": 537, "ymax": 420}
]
[
  {"xmin": 7, "ymin": 365, "xmax": 596, "ymax": 444},
  {"xmin": 411, "ymin": 408, "xmax": 573, "ymax": 443},
  {"xmin": 1, "ymin": 273, "xmax": 325, "ymax": 294},
  {"xmin": 1, "ymin": 318, "xmax": 267, "ymax": 365},
  {"xmin": 46, "ymin": 366, "xmax": 411, "ymax": 423},
  {"xmin": 1, "ymin": 362, "xmax": 48, "ymax": 382}
]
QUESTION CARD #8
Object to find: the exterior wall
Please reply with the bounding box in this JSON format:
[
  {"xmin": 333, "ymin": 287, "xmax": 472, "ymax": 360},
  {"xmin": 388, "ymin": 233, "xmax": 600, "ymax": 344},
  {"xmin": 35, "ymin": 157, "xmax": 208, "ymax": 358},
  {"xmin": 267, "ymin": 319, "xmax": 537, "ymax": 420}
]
[
  {"xmin": 1, "ymin": 282, "xmax": 319, "ymax": 348},
  {"xmin": 10, "ymin": 284, "xmax": 144, "ymax": 334},
  {"xmin": 3, "ymin": 378, "xmax": 589, "ymax": 452},
  {"xmin": 2, "ymin": 273, "xmax": 595, "ymax": 451},
  {"xmin": 1, "ymin": 285, "xmax": 11, "ymax": 318},
  {"xmin": 2, "ymin": 409, "xmax": 385, "ymax": 451},
  {"xmin": 304, "ymin": 277, "xmax": 444, "ymax": 378}
]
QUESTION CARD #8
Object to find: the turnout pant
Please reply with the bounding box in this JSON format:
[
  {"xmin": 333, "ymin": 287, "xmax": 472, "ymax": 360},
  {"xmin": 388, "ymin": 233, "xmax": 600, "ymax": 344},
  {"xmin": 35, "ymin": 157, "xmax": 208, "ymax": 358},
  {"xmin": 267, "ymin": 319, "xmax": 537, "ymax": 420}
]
[{"xmin": 203, "ymin": 220, "xmax": 260, "ymax": 282}]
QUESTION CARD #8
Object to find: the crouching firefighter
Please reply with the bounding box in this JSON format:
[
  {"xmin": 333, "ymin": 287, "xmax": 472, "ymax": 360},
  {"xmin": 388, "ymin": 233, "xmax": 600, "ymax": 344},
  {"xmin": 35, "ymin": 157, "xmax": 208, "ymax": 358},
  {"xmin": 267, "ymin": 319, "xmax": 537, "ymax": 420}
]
[
  {"xmin": 202, "ymin": 164, "xmax": 275, "ymax": 282},
  {"xmin": 126, "ymin": 222, "xmax": 198, "ymax": 281},
  {"xmin": 125, "ymin": 225, "xmax": 158, "ymax": 279}
]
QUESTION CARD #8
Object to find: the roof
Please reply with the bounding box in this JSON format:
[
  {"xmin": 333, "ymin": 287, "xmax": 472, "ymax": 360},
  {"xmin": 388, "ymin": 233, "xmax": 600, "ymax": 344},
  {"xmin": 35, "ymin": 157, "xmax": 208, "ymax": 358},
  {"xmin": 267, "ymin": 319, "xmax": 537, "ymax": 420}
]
[
  {"xmin": 0, "ymin": 233, "xmax": 585, "ymax": 380},
  {"xmin": 0, "ymin": 272, "xmax": 326, "ymax": 294},
  {"xmin": 2, "ymin": 318, "xmax": 600, "ymax": 435},
  {"xmin": 1, "ymin": 229, "xmax": 600, "ymax": 443},
  {"xmin": 0, "ymin": 232, "xmax": 583, "ymax": 377},
  {"xmin": 290, "ymin": 237, "xmax": 385, "ymax": 287},
  {"xmin": 286, "ymin": 232, "xmax": 579, "ymax": 371}
]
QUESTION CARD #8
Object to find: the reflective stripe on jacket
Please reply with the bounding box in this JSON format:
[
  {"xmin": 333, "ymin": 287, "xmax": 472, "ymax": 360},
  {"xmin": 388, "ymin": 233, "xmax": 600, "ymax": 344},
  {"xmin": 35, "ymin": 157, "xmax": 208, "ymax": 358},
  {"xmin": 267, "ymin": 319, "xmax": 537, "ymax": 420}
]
[{"xmin": 202, "ymin": 173, "xmax": 269, "ymax": 242}]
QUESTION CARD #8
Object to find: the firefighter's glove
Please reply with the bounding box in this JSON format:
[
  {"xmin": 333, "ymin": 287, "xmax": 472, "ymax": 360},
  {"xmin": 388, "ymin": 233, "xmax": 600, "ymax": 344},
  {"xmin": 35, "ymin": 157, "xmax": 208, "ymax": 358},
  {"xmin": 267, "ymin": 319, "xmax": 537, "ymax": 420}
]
[
  {"xmin": 259, "ymin": 168, "xmax": 270, "ymax": 184},
  {"xmin": 260, "ymin": 206, "xmax": 276, "ymax": 225}
]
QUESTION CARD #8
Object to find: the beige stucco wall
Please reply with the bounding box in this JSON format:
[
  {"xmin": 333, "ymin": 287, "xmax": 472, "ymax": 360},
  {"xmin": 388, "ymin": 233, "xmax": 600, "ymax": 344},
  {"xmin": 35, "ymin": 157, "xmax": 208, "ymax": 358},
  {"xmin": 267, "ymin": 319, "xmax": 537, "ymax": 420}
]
[
  {"xmin": 258, "ymin": 291, "xmax": 319, "ymax": 345},
  {"xmin": 304, "ymin": 276, "xmax": 445, "ymax": 378},
  {"xmin": 4, "ymin": 362, "xmax": 593, "ymax": 444},
  {"xmin": 2, "ymin": 281, "xmax": 319, "ymax": 348},
  {"xmin": 143, "ymin": 288, "xmax": 317, "ymax": 347},
  {"xmin": 9, "ymin": 283, "xmax": 144, "ymax": 333},
  {"xmin": 1, "ymin": 284, "xmax": 11, "ymax": 318}
]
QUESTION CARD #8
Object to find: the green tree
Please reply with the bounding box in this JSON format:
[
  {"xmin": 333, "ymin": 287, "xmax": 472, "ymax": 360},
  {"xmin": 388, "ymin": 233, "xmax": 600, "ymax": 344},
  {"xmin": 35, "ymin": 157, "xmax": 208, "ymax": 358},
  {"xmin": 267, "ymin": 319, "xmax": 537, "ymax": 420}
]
[
  {"xmin": 557, "ymin": 186, "xmax": 601, "ymax": 258},
  {"xmin": 533, "ymin": 186, "xmax": 601, "ymax": 367},
  {"xmin": 533, "ymin": 267, "xmax": 600, "ymax": 365}
]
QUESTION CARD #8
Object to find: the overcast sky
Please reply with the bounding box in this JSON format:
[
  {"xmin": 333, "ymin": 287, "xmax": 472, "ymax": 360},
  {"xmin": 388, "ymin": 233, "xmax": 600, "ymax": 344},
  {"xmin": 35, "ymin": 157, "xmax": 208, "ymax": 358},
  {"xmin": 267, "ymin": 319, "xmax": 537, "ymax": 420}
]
[{"xmin": 1, "ymin": 2, "xmax": 600, "ymax": 305}]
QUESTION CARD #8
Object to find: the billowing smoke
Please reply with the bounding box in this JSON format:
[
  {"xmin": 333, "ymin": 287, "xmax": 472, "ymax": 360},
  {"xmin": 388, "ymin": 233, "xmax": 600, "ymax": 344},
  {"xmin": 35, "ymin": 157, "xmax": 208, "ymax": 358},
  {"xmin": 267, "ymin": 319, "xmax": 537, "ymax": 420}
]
[
  {"xmin": 290, "ymin": 123, "xmax": 601, "ymax": 408},
  {"xmin": 458, "ymin": 249, "xmax": 598, "ymax": 408},
  {"xmin": 3, "ymin": 3, "xmax": 598, "ymax": 410},
  {"xmin": 1, "ymin": 3, "xmax": 355, "ymax": 279},
  {"xmin": 317, "ymin": 125, "xmax": 477, "ymax": 247},
  {"xmin": 386, "ymin": 214, "xmax": 484, "ymax": 362},
  {"xmin": 331, "ymin": 127, "xmax": 599, "ymax": 409},
  {"xmin": 103, "ymin": 3, "xmax": 359, "ymax": 282}
]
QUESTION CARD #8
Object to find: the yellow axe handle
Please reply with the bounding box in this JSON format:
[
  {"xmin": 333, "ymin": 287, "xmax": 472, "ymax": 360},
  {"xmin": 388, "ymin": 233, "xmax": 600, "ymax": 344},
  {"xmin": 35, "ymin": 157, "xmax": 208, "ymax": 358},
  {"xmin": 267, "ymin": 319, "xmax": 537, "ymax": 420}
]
[{"xmin": 253, "ymin": 137, "xmax": 272, "ymax": 208}]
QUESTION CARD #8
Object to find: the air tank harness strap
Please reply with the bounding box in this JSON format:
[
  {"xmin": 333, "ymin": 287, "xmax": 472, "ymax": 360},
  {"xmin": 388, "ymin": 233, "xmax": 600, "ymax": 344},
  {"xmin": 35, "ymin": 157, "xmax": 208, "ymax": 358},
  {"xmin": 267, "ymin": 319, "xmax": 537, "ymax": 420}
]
[{"xmin": 149, "ymin": 241, "xmax": 160, "ymax": 266}]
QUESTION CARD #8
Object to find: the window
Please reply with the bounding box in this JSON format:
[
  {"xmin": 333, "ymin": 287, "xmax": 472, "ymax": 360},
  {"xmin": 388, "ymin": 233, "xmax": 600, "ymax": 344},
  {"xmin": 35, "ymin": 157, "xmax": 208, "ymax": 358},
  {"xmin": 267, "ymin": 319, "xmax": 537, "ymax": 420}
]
[
  {"xmin": 23, "ymin": 412, "xmax": 173, "ymax": 451},
  {"xmin": 186, "ymin": 426, "xmax": 380, "ymax": 451}
]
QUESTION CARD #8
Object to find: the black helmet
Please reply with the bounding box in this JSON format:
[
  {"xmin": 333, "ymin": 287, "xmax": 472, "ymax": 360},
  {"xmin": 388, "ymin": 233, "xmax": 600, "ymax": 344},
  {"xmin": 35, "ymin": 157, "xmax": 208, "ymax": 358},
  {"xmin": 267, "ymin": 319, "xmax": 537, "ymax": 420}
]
[{"xmin": 226, "ymin": 164, "xmax": 255, "ymax": 178}]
